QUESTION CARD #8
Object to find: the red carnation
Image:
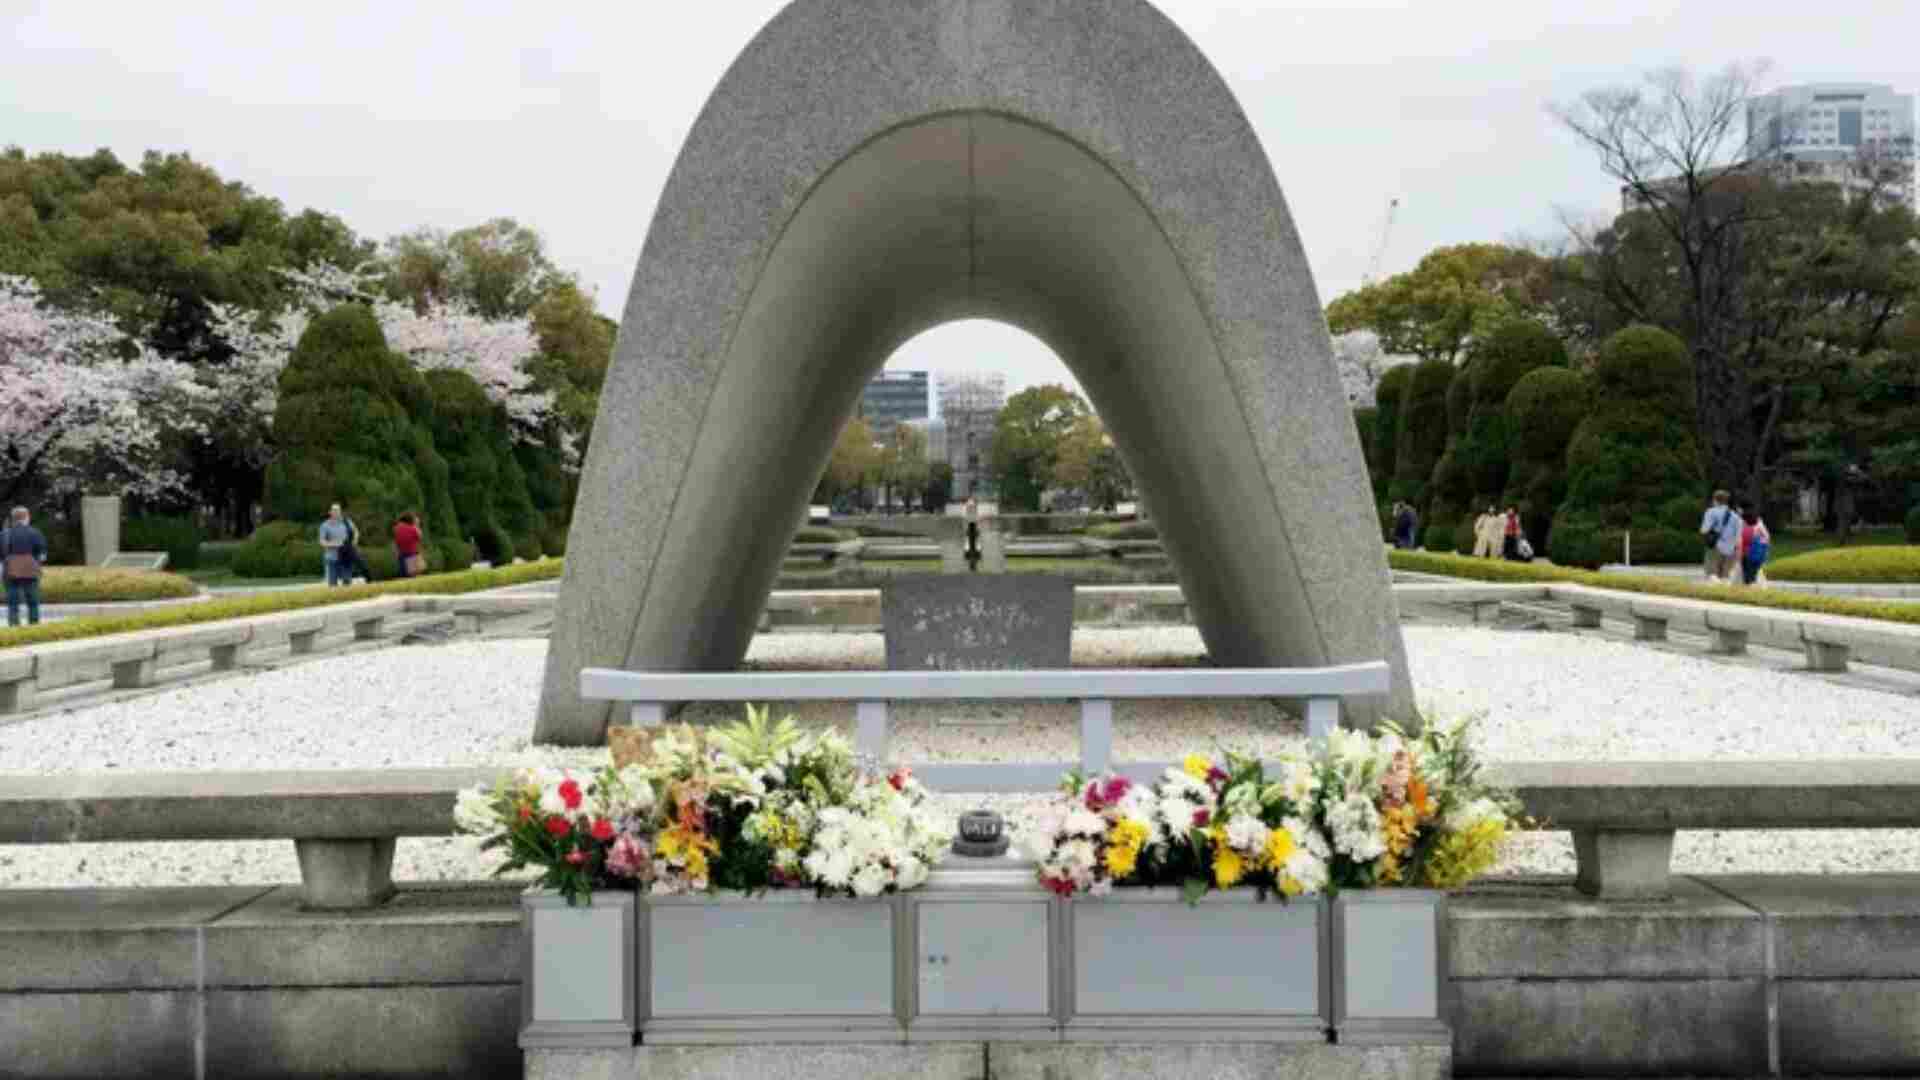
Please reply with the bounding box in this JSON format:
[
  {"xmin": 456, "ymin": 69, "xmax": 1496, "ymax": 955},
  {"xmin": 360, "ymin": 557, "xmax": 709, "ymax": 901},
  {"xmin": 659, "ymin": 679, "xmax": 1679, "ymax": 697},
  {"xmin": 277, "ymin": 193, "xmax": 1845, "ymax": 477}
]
[
  {"xmin": 545, "ymin": 815, "xmax": 571, "ymax": 837},
  {"xmin": 1192, "ymin": 808, "xmax": 1211, "ymax": 827},
  {"xmin": 590, "ymin": 818, "xmax": 616, "ymax": 842},
  {"xmin": 558, "ymin": 779, "xmax": 584, "ymax": 811},
  {"xmin": 565, "ymin": 851, "xmax": 587, "ymax": 866}
]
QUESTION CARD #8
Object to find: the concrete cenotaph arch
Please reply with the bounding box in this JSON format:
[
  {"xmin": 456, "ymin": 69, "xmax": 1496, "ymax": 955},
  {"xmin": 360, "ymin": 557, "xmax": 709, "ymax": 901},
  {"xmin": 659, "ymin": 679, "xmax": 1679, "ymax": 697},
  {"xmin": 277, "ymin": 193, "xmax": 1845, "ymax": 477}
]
[{"xmin": 535, "ymin": 0, "xmax": 1414, "ymax": 743}]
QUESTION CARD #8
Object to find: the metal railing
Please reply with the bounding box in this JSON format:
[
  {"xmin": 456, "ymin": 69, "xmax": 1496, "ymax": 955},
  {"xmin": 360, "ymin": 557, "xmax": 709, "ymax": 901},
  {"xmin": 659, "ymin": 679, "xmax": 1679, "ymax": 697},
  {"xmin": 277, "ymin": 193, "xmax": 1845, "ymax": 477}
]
[{"xmin": 579, "ymin": 663, "xmax": 1393, "ymax": 793}]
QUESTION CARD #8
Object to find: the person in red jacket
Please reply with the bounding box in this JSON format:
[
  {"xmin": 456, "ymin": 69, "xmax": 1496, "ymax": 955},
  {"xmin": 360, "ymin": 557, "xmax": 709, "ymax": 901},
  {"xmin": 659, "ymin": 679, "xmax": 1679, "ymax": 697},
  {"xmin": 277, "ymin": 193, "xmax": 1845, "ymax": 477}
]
[
  {"xmin": 393, "ymin": 512, "xmax": 425, "ymax": 578},
  {"xmin": 1502, "ymin": 506, "xmax": 1522, "ymax": 561}
]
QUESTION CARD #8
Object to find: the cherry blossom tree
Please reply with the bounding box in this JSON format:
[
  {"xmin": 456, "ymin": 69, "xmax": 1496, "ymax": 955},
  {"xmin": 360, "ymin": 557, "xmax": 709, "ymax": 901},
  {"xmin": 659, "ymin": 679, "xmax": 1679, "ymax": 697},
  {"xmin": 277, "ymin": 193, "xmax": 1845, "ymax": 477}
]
[{"xmin": 1, "ymin": 275, "xmax": 205, "ymax": 503}]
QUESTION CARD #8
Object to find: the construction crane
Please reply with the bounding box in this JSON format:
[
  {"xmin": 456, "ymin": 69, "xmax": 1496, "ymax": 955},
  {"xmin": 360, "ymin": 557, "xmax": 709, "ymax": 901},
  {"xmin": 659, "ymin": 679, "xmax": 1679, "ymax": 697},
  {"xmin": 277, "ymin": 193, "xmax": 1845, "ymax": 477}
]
[{"xmin": 1362, "ymin": 197, "xmax": 1399, "ymax": 285}]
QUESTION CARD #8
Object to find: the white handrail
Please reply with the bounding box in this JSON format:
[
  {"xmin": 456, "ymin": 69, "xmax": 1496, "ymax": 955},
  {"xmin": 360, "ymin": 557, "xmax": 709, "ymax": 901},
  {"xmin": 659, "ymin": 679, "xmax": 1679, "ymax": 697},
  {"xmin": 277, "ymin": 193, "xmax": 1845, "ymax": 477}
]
[{"xmin": 579, "ymin": 662, "xmax": 1391, "ymax": 790}]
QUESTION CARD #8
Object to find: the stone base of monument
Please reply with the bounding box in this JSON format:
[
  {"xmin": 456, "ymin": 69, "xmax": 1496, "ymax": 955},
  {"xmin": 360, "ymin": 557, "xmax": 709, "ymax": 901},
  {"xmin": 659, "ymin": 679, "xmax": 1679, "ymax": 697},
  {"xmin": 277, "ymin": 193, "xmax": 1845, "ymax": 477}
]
[{"xmin": 525, "ymin": 1042, "xmax": 1449, "ymax": 1079}]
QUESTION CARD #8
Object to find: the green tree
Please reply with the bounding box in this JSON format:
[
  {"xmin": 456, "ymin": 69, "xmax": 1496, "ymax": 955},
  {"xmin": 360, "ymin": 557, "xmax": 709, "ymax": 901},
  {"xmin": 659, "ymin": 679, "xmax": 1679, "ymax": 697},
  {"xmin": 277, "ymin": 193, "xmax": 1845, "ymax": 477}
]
[
  {"xmin": 876, "ymin": 423, "xmax": 930, "ymax": 511},
  {"xmin": 1054, "ymin": 413, "xmax": 1132, "ymax": 511},
  {"xmin": 527, "ymin": 279, "xmax": 616, "ymax": 443},
  {"xmin": 923, "ymin": 462, "xmax": 955, "ymax": 514},
  {"xmin": 815, "ymin": 417, "xmax": 878, "ymax": 507},
  {"xmin": 1369, "ymin": 364, "xmax": 1412, "ymax": 516},
  {"xmin": 422, "ymin": 368, "xmax": 542, "ymax": 564},
  {"xmin": 988, "ymin": 384, "xmax": 1090, "ymax": 513},
  {"xmin": 1548, "ymin": 326, "xmax": 1704, "ymax": 567},
  {"xmin": 1459, "ymin": 320, "xmax": 1567, "ymax": 500},
  {"xmin": 1326, "ymin": 243, "xmax": 1548, "ymax": 364},
  {"xmin": 264, "ymin": 304, "xmax": 464, "ymax": 565},
  {"xmin": 1422, "ymin": 357, "xmax": 1478, "ymax": 550},
  {"xmin": 381, "ymin": 217, "xmax": 555, "ymax": 319}
]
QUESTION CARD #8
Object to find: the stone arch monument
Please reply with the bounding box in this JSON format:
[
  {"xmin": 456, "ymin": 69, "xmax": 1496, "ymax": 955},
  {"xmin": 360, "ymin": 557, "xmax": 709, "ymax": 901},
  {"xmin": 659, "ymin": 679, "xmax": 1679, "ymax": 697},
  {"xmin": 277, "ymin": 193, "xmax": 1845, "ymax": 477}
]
[{"xmin": 535, "ymin": 0, "xmax": 1414, "ymax": 744}]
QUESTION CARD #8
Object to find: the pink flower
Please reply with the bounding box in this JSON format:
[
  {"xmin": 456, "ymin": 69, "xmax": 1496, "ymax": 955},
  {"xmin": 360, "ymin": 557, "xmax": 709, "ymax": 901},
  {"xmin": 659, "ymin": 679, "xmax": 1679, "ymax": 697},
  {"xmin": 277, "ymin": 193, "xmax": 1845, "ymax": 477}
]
[
  {"xmin": 1100, "ymin": 776, "xmax": 1132, "ymax": 805},
  {"xmin": 558, "ymin": 779, "xmax": 584, "ymax": 812},
  {"xmin": 589, "ymin": 818, "xmax": 615, "ymax": 842},
  {"xmin": 887, "ymin": 767, "xmax": 912, "ymax": 792},
  {"xmin": 565, "ymin": 851, "xmax": 587, "ymax": 866},
  {"xmin": 607, "ymin": 834, "xmax": 652, "ymax": 880},
  {"xmin": 544, "ymin": 815, "xmax": 571, "ymax": 837},
  {"xmin": 1206, "ymin": 766, "xmax": 1228, "ymax": 787},
  {"xmin": 1192, "ymin": 808, "xmax": 1211, "ymax": 827}
]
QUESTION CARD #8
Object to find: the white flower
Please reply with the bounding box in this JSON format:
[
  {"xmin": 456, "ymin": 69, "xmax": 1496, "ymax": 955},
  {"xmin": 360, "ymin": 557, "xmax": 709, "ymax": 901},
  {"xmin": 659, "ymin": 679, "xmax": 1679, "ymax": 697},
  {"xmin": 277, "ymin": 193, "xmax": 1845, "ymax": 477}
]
[
  {"xmin": 851, "ymin": 863, "xmax": 889, "ymax": 897},
  {"xmin": 1283, "ymin": 815, "xmax": 1331, "ymax": 860},
  {"xmin": 1279, "ymin": 849, "xmax": 1329, "ymax": 896},
  {"xmin": 1064, "ymin": 809, "xmax": 1107, "ymax": 838},
  {"xmin": 1224, "ymin": 815, "xmax": 1269, "ymax": 854},
  {"xmin": 1327, "ymin": 793, "xmax": 1387, "ymax": 862},
  {"xmin": 896, "ymin": 856, "xmax": 929, "ymax": 891},
  {"xmin": 1445, "ymin": 796, "xmax": 1505, "ymax": 832},
  {"xmin": 453, "ymin": 786, "xmax": 496, "ymax": 836}
]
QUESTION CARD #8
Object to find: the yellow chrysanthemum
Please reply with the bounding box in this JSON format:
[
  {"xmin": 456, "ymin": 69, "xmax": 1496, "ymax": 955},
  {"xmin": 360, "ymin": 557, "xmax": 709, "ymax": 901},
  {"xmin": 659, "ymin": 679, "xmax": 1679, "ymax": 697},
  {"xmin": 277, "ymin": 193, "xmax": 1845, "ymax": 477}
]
[
  {"xmin": 1109, "ymin": 817, "xmax": 1150, "ymax": 851},
  {"xmin": 1105, "ymin": 843, "xmax": 1139, "ymax": 878},
  {"xmin": 1262, "ymin": 828, "xmax": 1296, "ymax": 870},
  {"xmin": 1276, "ymin": 873, "xmax": 1304, "ymax": 897},
  {"xmin": 1214, "ymin": 847, "xmax": 1246, "ymax": 888},
  {"xmin": 1183, "ymin": 754, "xmax": 1212, "ymax": 781}
]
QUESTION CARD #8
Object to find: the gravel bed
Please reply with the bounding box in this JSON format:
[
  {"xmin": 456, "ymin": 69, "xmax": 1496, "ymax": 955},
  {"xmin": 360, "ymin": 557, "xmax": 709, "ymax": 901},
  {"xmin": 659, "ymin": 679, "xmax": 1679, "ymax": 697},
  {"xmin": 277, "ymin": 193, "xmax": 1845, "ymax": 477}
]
[{"xmin": 5, "ymin": 626, "xmax": 1920, "ymax": 890}]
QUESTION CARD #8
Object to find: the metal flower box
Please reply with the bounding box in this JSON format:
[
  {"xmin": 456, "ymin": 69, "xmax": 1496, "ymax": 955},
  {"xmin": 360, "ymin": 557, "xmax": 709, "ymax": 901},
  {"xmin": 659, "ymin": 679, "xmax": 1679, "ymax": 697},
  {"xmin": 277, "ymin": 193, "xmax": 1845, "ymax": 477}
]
[{"xmin": 1331, "ymin": 889, "xmax": 1449, "ymax": 1045}]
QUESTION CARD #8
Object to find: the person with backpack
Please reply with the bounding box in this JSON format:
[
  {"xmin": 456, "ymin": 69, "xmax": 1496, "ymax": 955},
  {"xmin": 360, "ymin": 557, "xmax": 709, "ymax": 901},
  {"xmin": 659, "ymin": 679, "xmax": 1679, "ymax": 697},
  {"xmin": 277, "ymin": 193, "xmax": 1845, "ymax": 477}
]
[
  {"xmin": 1738, "ymin": 506, "xmax": 1772, "ymax": 587},
  {"xmin": 3, "ymin": 506, "xmax": 49, "ymax": 627},
  {"xmin": 1699, "ymin": 490, "xmax": 1742, "ymax": 583}
]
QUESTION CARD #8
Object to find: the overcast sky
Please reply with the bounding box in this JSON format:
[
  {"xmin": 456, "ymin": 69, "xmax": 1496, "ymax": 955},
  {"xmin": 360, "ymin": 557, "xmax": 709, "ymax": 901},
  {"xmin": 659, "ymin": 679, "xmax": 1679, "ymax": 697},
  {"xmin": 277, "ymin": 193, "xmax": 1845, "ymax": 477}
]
[{"xmin": 4, "ymin": 1, "xmax": 1915, "ymax": 399}]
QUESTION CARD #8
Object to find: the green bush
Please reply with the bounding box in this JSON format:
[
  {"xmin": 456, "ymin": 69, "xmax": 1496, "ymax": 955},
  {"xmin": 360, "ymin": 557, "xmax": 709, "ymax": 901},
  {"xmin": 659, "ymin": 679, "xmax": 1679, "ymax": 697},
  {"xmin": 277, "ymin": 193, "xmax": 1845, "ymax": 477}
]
[
  {"xmin": 1353, "ymin": 407, "xmax": 1379, "ymax": 495},
  {"xmin": 1457, "ymin": 321, "xmax": 1566, "ymax": 503},
  {"xmin": 1908, "ymin": 506, "xmax": 1920, "ymax": 544},
  {"xmin": 1549, "ymin": 326, "xmax": 1703, "ymax": 568},
  {"xmin": 1768, "ymin": 546, "xmax": 1920, "ymax": 584},
  {"xmin": 1390, "ymin": 359, "xmax": 1454, "ymax": 510},
  {"xmin": 0, "ymin": 559, "xmax": 565, "ymax": 650},
  {"xmin": 1086, "ymin": 521, "xmax": 1159, "ymax": 541},
  {"xmin": 231, "ymin": 520, "xmax": 408, "ymax": 580},
  {"xmin": 39, "ymin": 567, "xmax": 199, "ymax": 603},
  {"xmin": 121, "ymin": 515, "xmax": 206, "ymax": 571},
  {"xmin": 423, "ymin": 368, "xmax": 541, "ymax": 565},
  {"xmin": 264, "ymin": 305, "xmax": 464, "ymax": 548},
  {"xmin": 199, "ymin": 540, "xmax": 241, "ymax": 570}
]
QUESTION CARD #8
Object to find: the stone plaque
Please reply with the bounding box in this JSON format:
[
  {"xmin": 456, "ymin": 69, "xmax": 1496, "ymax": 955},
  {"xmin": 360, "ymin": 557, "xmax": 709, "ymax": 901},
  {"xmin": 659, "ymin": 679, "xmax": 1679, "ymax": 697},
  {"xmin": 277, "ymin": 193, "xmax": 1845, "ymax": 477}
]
[{"xmin": 881, "ymin": 575, "xmax": 1072, "ymax": 671}]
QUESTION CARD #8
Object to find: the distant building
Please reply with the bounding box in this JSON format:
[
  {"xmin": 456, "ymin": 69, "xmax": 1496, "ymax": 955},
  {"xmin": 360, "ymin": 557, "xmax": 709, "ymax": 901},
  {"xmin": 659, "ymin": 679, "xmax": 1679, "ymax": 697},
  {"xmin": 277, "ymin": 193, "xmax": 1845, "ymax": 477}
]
[
  {"xmin": 859, "ymin": 370, "xmax": 930, "ymax": 437},
  {"xmin": 935, "ymin": 372, "xmax": 1007, "ymax": 498},
  {"xmin": 1746, "ymin": 83, "xmax": 1915, "ymax": 209},
  {"xmin": 924, "ymin": 418, "xmax": 948, "ymax": 466}
]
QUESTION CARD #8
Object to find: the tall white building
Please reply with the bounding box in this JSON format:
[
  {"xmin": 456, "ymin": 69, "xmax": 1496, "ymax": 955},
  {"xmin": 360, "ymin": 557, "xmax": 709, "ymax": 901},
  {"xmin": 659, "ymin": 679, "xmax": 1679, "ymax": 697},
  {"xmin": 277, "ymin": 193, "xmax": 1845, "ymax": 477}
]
[
  {"xmin": 1747, "ymin": 83, "xmax": 1916, "ymax": 208},
  {"xmin": 935, "ymin": 372, "xmax": 1008, "ymax": 498}
]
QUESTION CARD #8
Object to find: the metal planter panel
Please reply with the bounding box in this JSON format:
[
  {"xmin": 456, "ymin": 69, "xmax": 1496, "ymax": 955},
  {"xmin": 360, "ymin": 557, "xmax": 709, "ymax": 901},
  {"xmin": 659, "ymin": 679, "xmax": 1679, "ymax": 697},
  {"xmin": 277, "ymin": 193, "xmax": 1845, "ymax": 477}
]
[
  {"xmin": 519, "ymin": 890, "xmax": 637, "ymax": 1049},
  {"xmin": 1332, "ymin": 890, "xmax": 1450, "ymax": 1046},
  {"xmin": 906, "ymin": 868, "xmax": 1056, "ymax": 1041},
  {"xmin": 644, "ymin": 890, "xmax": 898, "ymax": 1042},
  {"xmin": 1064, "ymin": 889, "xmax": 1328, "ymax": 1042}
]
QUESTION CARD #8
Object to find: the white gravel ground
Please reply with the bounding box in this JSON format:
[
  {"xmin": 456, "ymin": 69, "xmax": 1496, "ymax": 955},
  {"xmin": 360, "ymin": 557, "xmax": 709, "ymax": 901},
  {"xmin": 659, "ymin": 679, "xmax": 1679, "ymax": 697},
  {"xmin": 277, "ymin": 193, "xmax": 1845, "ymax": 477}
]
[{"xmin": 5, "ymin": 625, "xmax": 1920, "ymax": 890}]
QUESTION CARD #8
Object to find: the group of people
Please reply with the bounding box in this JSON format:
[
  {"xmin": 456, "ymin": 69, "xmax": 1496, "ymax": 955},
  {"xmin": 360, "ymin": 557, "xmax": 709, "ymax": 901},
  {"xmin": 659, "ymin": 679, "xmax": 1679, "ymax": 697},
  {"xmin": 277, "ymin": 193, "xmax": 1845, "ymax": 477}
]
[
  {"xmin": 1386, "ymin": 500, "xmax": 1533, "ymax": 562},
  {"xmin": 317, "ymin": 504, "xmax": 427, "ymax": 587},
  {"xmin": 1700, "ymin": 489, "xmax": 1771, "ymax": 586}
]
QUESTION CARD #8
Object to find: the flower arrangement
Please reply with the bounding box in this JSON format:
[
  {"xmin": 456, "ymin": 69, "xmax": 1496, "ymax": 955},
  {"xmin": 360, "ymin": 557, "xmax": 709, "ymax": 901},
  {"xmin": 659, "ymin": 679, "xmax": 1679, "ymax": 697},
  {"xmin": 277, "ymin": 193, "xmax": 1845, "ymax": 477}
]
[
  {"xmin": 456, "ymin": 705, "xmax": 955, "ymax": 905},
  {"xmin": 1022, "ymin": 720, "xmax": 1515, "ymax": 902}
]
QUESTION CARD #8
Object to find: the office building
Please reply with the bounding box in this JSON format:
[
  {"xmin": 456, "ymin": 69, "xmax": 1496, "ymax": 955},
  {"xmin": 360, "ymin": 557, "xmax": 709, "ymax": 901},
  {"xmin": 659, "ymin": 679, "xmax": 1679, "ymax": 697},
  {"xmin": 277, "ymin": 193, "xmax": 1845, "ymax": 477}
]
[
  {"xmin": 1747, "ymin": 83, "xmax": 1915, "ymax": 208},
  {"xmin": 859, "ymin": 370, "xmax": 930, "ymax": 437}
]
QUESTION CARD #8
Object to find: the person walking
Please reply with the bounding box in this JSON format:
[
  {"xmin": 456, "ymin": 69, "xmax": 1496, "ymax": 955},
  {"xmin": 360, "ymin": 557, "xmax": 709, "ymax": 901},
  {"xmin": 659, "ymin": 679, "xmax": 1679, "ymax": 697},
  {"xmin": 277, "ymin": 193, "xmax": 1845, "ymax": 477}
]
[
  {"xmin": 1699, "ymin": 490, "xmax": 1742, "ymax": 584},
  {"xmin": 1501, "ymin": 505, "xmax": 1522, "ymax": 561},
  {"xmin": 1738, "ymin": 507, "xmax": 1771, "ymax": 587},
  {"xmin": 393, "ymin": 512, "xmax": 425, "ymax": 579},
  {"xmin": 318, "ymin": 504, "xmax": 352, "ymax": 587},
  {"xmin": 2, "ymin": 506, "xmax": 49, "ymax": 627},
  {"xmin": 964, "ymin": 496, "xmax": 981, "ymax": 557}
]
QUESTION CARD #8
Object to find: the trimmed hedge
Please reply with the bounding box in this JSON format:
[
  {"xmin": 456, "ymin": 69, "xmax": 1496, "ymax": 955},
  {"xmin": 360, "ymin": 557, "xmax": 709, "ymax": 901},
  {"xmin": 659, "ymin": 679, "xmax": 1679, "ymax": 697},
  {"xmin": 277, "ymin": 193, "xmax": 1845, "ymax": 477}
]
[
  {"xmin": 1388, "ymin": 549, "xmax": 1920, "ymax": 626},
  {"xmin": 230, "ymin": 520, "xmax": 458, "ymax": 581},
  {"xmin": 39, "ymin": 567, "xmax": 200, "ymax": 603},
  {"xmin": 1459, "ymin": 321, "xmax": 1566, "ymax": 503},
  {"xmin": 1549, "ymin": 326, "xmax": 1704, "ymax": 568},
  {"xmin": 1909, "ymin": 506, "xmax": 1920, "ymax": 544},
  {"xmin": 794, "ymin": 526, "xmax": 856, "ymax": 544},
  {"xmin": 121, "ymin": 515, "xmax": 207, "ymax": 571},
  {"xmin": 1086, "ymin": 521, "xmax": 1159, "ymax": 541},
  {"xmin": 0, "ymin": 559, "xmax": 564, "ymax": 650},
  {"xmin": 1371, "ymin": 365, "xmax": 1411, "ymax": 509},
  {"xmin": 1767, "ymin": 547, "xmax": 1920, "ymax": 584}
]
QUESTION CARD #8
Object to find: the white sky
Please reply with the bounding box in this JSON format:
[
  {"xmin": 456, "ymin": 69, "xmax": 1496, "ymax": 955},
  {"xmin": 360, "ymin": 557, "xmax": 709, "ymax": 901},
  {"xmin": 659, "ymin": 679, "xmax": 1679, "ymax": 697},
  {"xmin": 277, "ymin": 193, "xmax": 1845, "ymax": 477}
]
[{"xmin": 4, "ymin": 1, "xmax": 1915, "ymax": 397}]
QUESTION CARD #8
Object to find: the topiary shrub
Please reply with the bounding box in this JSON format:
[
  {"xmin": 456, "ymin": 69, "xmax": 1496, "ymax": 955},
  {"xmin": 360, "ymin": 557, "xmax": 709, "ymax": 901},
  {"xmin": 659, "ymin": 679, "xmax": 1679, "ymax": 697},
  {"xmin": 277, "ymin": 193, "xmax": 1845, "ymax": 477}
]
[
  {"xmin": 1503, "ymin": 366, "xmax": 1588, "ymax": 551},
  {"xmin": 1371, "ymin": 366, "xmax": 1411, "ymax": 505},
  {"xmin": 1390, "ymin": 359, "xmax": 1454, "ymax": 510},
  {"xmin": 422, "ymin": 368, "xmax": 541, "ymax": 564},
  {"xmin": 1458, "ymin": 321, "xmax": 1566, "ymax": 504},
  {"xmin": 1908, "ymin": 505, "xmax": 1920, "ymax": 544},
  {"xmin": 1353, "ymin": 407, "xmax": 1380, "ymax": 497},
  {"xmin": 231, "ymin": 521, "xmax": 325, "ymax": 579},
  {"xmin": 1548, "ymin": 326, "xmax": 1704, "ymax": 568},
  {"xmin": 264, "ymin": 305, "xmax": 463, "ymax": 548},
  {"xmin": 121, "ymin": 514, "xmax": 206, "ymax": 571}
]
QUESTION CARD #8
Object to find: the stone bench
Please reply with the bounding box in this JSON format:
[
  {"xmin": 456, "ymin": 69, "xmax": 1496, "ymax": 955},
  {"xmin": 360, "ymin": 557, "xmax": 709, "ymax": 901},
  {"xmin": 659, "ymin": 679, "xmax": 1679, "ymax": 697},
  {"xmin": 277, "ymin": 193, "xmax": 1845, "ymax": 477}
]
[
  {"xmin": 0, "ymin": 767, "xmax": 491, "ymax": 909},
  {"xmin": 1549, "ymin": 584, "xmax": 1920, "ymax": 674},
  {"xmin": 1495, "ymin": 759, "xmax": 1920, "ymax": 899}
]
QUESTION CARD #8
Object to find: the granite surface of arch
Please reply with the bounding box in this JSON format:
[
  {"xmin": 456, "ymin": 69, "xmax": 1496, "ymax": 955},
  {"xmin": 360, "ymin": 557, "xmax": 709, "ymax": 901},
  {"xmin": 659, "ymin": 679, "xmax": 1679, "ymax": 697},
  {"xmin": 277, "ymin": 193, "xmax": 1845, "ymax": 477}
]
[{"xmin": 536, "ymin": 0, "xmax": 1414, "ymax": 743}]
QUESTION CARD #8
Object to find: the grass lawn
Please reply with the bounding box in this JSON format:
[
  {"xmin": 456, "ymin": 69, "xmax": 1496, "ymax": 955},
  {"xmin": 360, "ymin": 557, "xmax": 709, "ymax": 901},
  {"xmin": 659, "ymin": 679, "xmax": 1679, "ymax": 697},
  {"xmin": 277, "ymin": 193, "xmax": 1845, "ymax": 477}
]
[
  {"xmin": 1764, "ymin": 526, "xmax": 1907, "ymax": 562},
  {"xmin": 182, "ymin": 566, "xmax": 326, "ymax": 589}
]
